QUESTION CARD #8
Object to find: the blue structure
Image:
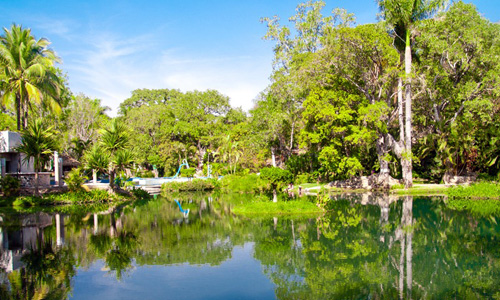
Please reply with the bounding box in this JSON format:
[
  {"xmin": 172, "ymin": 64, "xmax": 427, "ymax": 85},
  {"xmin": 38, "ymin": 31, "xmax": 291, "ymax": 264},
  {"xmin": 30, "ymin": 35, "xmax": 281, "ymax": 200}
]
[
  {"xmin": 172, "ymin": 159, "xmax": 190, "ymax": 179},
  {"xmin": 174, "ymin": 199, "xmax": 190, "ymax": 218}
]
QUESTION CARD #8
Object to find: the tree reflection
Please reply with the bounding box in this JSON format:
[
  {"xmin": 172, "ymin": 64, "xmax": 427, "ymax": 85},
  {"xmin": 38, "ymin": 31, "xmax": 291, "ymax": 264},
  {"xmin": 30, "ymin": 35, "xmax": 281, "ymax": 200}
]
[
  {"xmin": 1, "ymin": 193, "xmax": 500, "ymax": 298},
  {"xmin": 0, "ymin": 238, "xmax": 75, "ymax": 300}
]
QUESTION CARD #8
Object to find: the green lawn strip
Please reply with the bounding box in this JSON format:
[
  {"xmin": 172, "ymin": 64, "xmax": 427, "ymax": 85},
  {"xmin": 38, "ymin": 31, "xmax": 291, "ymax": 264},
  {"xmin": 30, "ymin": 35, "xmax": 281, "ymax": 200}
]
[
  {"xmin": 6, "ymin": 190, "xmax": 133, "ymax": 208},
  {"xmin": 231, "ymin": 200, "xmax": 323, "ymax": 216},
  {"xmin": 446, "ymin": 182, "xmax": 500, "ymax": 200},
  {"xmin": 392, "ymin": 185, "xmax": 449, "ymax": 196}
]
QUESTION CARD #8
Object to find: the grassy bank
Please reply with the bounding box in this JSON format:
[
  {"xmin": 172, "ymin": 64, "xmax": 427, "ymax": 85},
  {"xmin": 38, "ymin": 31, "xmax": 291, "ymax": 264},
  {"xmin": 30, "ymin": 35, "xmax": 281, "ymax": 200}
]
[
  {"xmin": 0, "ymin": 187, "xmax": 151, "ymax": 208},
  {"xmin": 228, "ymin": 195, "xmax": 323, "ymax": 216},
  {"xmin": 446, "ymin": 182, "xmax": 500, "ymax": 199}
]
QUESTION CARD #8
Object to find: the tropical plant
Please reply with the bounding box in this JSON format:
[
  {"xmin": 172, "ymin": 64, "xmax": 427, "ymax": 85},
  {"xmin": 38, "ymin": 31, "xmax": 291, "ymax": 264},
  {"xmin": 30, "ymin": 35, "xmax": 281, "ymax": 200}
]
[
  {"xmin": 260, "ymin": 167, "xmax": 293, "ymax": 202},
  {"xmin": 377, "ymin": 0, "xmax": 447, "ymax": 187},
  {"xmin": 0, "ymin": 174, "xmax": 20, "ymax": 197},
  {"xmin": 16, "ymin": 118, "xmax": 58, "ymax": 196},
  {"xmin": 65, "ymin": 167, "xmax": 88, "ymax": 192},
  {"xmin": 0, "ymin": 24, "xmax": 63, "ymax": 130},
  {"xmin": 100, "ymin": 119, "xmax": 131, "ymax": 189},
  {"xmin": 83, "ymin": 144, "xmax": 110, "ymax": 178}
]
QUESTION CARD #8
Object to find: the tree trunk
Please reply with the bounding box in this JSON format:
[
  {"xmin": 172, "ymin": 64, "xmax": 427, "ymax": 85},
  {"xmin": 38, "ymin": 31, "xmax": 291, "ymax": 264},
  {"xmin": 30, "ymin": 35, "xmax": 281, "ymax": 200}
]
[
  {"xmin": 109, "ymin": 170, "xmax": 115, "ymax": 190},
  {"xmin": 376, "ymin": 136, "xmax": 390, "ymax": 175},
  {"xmin": 402, "ymin": 30, "xmax": 413, "ymax": 188},
  {"xmin": 273, "ymin": 188, "xmax": 277, "ymax": 203},
  {"xmin": 16, "ymin": 95, "xmax": 21, "ymax": 131},
  {"xmin": 23, "ymin": 100, "xmax": 28, "ymax": 129},
  {"xmin": 34, "ymin": 170, "xmax": 39, "ymax": 197},
  {"xmin": 271, "ymin": 147, "xmax": 276, "ymax": 167},
  {"xmin": 197, "ymin": 141, "xmax": 206, "ymax": 171}
]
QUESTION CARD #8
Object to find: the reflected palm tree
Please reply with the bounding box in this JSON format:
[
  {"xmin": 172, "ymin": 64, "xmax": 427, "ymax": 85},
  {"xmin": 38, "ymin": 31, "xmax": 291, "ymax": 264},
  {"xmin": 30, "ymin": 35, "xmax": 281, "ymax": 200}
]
[{"xmin": 0, "ymin": 238, "xmax": 75, "ymax": 300}]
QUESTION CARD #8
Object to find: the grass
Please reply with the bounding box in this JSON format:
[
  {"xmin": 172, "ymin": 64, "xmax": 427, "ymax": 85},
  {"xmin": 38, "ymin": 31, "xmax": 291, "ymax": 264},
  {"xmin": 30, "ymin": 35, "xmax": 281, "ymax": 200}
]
[
  {"xmin": 231, "ymin": 198, "xmax": 323, "ymax": 216},
  {"xmin": 447, "ymin": 182, "xmax": 500, "ymax": 199},
  {"xmin": 392, "ymin": 184, "xmax": 449, "ymax": 195}
]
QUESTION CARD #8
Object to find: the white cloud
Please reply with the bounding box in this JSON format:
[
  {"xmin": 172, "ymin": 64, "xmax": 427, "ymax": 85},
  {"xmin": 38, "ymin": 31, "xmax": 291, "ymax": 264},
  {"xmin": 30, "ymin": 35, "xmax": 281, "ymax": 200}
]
[{"xmin": 64, "ymin": 31, "xmax": 272, "ymax": 116}]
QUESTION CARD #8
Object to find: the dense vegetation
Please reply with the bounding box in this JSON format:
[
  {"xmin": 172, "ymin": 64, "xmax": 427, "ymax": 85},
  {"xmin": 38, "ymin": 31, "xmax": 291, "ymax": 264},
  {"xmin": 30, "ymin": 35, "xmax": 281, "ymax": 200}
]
[{"xmin": 1, "ymin": 1, "xmax": 500, "ymax": 197}]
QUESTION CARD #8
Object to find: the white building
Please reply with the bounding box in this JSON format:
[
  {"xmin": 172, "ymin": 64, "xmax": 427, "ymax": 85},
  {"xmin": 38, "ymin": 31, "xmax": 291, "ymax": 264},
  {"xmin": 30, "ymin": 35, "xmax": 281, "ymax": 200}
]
[{"xmin": 0, "ymin": 131, "xmax": 34, "ymax": 173}]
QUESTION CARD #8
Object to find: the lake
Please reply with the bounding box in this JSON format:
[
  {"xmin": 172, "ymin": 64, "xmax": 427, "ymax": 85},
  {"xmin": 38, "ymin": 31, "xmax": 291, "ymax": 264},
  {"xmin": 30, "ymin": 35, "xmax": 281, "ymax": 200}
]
[{"xmin": 0, "ymin": 193, "xmax": 499, "ymax": 299}]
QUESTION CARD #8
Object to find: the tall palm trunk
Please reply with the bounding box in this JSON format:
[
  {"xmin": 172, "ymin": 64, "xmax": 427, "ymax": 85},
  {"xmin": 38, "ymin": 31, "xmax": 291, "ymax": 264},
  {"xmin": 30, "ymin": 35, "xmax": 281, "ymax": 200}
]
[
  {"xmin": 402, "ymin": 31, "xmax": 413, "ymax": 188},
  {"xmin": 16, "ymin": 95, "xmax": 21, "ymax": 131}
]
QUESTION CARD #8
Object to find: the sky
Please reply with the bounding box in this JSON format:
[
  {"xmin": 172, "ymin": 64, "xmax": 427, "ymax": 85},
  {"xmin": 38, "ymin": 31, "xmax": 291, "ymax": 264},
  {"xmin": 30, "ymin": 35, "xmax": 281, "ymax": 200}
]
[{"xmin": 1, "ymin": 0, "xmax": 499, "ymax": 116}]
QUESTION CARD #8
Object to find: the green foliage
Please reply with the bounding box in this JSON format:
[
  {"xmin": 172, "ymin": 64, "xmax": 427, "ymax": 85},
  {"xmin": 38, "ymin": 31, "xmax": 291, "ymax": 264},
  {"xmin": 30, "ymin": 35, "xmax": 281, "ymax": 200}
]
[
  {"xmin": 231, "ymin": 198, "xmax": 322, "ymax": 216},
  {"xmin": 17, "ymin": 118, "xmax": 58, "ymax": 172},
  {"xmin": 0, "ymin": 24, "xmax": 63, "ymax": 130},
  {"xmin": 137, "ymin": 170, "xmax": 154, "ymax": 178},
  {"xmin": 260, "ymin": 167, "xmax": 293, "ymax": 190},
  {"xmin": 447, "ymin": 182, "xmax": 500, "ymax": 200},
  {"xmin": 161, "ymin": 179, "xmax": 217, "ymax": 192},
  {"xmin": 219, "ymin": 174, "xmax": 267, "ymax": 193},
  {"xmin": 180, "ymin": 168, "xmax": 196, "ymax": 178},
  {"xmin": 0, "ymin": 175, "xmax": 20, "ymax": 197},
  {"xmin": 447, "ymin": 198, "xmax": 500, "ymax": 216},
  {"xmin": 83, "ymin": 144, "xmax": 110, "ymax": 174},
  {"xmin": 12, "ymin": 189, "xmax": 126, "ymax": 207},
  {"xmin": 131, "ymin": 188, "xmax": 151, "ymax": 201},
  {"xmin": 294, "ymin": 173, "xmax": 315, "ymax": 185},
  {"xmin": 65, "ymin": 168, "xmax": 87, "ymax": 192}
]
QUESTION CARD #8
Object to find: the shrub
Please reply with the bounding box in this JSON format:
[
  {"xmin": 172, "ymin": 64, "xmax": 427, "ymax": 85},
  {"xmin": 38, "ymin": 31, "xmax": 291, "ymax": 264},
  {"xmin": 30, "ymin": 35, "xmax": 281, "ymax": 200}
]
[
  {"xmin": 161, "ymin": 179, "xmax": 216, "ymax": 192},
  {"xmin": 260, "ymin": 167, "xmax": 293, "ymax": 190},
  {"xmin": 295, "ymin": 173, "xmax": 314, "ymax": 185},
  {"xmin": 180, "ymin": 168, "xmax": 196, "ymax": 178},
  {"xmin": 1, "ymin": 175, "xmax": 21, "ymax": 197},
  {"xmin": 131, "ymin": 188, "xmax": 151, "ymax": 201},
  {"xmin": 65, "ymin": 168, "xmax": 88, "ymax": 192},
  {"xmin": 219, "ymin": 174, "xmax": 266, "ymax": 193},
  {"xmin": 447, "ymin": 182, "xmax": 500, "ymax": 199},
  {"xmin": 138, "ymin": 170, "xmax": 155, "ymax": 178}
]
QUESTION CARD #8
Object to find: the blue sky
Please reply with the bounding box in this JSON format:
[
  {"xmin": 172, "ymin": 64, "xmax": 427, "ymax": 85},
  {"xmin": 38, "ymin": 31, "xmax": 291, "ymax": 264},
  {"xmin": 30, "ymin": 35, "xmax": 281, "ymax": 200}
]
[{"xmin": 1, "ymin": 0, "xmax": 499, "ymax": 115}]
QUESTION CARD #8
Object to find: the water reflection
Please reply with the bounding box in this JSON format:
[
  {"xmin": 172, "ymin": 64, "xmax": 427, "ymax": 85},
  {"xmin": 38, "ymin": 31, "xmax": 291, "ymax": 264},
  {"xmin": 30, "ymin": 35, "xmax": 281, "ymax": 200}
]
[{"xmin": 0, "ymin": 194, "xmax": 499, "ymax": 299}]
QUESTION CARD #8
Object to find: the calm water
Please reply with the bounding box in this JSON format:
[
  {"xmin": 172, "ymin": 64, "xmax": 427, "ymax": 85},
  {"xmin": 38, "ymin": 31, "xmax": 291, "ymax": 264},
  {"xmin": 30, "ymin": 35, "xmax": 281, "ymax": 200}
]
[{"xmin": 0, "ymin": 193, "xmax": 499, "ymax": 299}]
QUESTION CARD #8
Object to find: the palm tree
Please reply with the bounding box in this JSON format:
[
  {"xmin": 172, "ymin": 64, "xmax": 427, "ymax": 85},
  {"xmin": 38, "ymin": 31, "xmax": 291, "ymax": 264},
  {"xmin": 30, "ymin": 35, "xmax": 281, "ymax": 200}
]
[
  {"xmin": 100, "ymin": 119, "xmax": 130, "ymax": 189},
  {"xmin": 378, "ymin": 0, "xmax": 447, "ymax": 188},
  {"xmin": 83, "ymin": 144, "xmax": 110, "ymax": 180},
  {"xmin": 0, "ymin": 24, "xmax": 62, "ymax": 130},
  {"xmin": 17, "ymin": 118, "xmax": 58, "ymax": 196}
]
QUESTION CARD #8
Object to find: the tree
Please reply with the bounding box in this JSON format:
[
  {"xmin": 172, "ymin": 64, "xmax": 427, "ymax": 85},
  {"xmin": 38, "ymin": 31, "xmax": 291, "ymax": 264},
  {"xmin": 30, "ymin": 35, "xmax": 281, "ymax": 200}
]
[
  {"xmin": 83, "ymin": 144, "xmax": 110, "ymax": 179},
  {"xmin": 413, "ymin": 1, "xmax": 500, "ymax": 180},
  {"xmin": 0, "ymin": 24, "xmax": 63, "ymax": 130},
  {"xmin": 378, "ymin": 0, "xmax": 447, "ymax": 187},
  {"xmin": 17, "ymin": 118, "xmax": 58, "ymax": 196},
  {"xmin": 60, "ymin": 93, "xmax": 110, "ymax": 157},
  {"xmin": 259, "ymin": 1, "xmax": 340, "ymax": 163},
  {"xmin": 260, "ymin": 167, "xmax": 293, "ymax": 202},
  {"xmin": 100, "ymin": 119, "xmax": 131, "ymax": 190}
]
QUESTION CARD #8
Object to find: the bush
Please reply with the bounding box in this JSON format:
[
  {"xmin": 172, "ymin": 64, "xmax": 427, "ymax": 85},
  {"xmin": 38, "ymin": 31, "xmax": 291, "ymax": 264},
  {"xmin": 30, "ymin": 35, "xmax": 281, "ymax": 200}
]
[
  {"xmin": 65, "ymin": 168, "xmax": 88, "ymax": 192},
  {"xmin": 219, "ymin": 174, "xmax": 266, "ymax": 193},
  {"xmin": 180, "ymin": 168, "xmax": 196, "ymax": 178},
  {"xmin": 131, "ymin": 188, "xmax": 151, "ymax": 201},
  {"xmin": 161, "ymin": 179, "xmax": 216, "ymax": 192},
  {"xmin": 295, "ymin": 173, "xmax": 314, "ymax": 185},
  {"xmin": 1, "ymin": 175, "xmax": 20, "ymax": 197},
  {"xmin": 136, "ymin": 170, "xmax": 155, "ymax": 178},
  {"xmin": 260, "ymin": 167, "xmax": 293, "ymax": 190},
  {"xmin": 447, "ymin": 182, "xmax": 500, "ymax": 199}
]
